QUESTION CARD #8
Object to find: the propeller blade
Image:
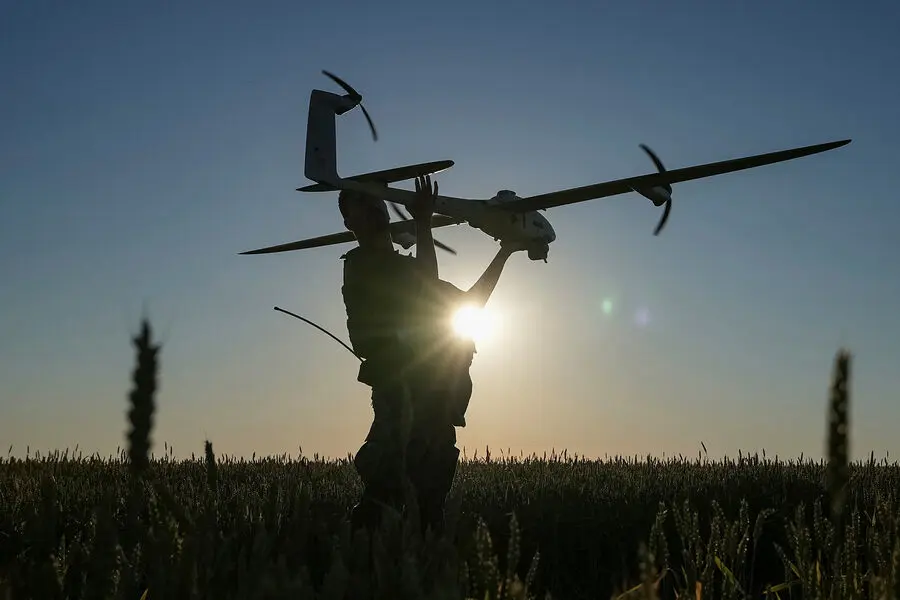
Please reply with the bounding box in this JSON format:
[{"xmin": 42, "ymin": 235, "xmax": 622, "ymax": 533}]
[
  {"xmin": 639, "ymin": 144, "xmax": 671, "ymax": 193},
  {"xmin": 653, "ymin": 199, "xmax": 672, "ymax": 236},
  {"xmin": 322, "ymin": 70, "xmax": 361, "ymax": 99},
  {"xmin": 434, "ymin": 238, "xmax": 458, "ymax": 255},
  {"xmin": 360, "ymin": 103, "xmax": 378, "ymax": 142},
  {"xmin": 389, "ymin": 201, "xmax": 408, "ymax": 222},
  {"xmin": 640, "ymin": 144, "xmax": 674, "ymax": 235},
  {"xmin": 322, "ymin": 70, "xmax": 377, "ymax": 141},
  {"xmin": 388, "ymin": 201, "xmax": 456, "ymax": 254}
]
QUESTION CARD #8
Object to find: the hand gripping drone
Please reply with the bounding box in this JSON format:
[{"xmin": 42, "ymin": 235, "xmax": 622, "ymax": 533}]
[{"xmin": 240, "ymin": 70, "xmax": 851, "ymax": 261}]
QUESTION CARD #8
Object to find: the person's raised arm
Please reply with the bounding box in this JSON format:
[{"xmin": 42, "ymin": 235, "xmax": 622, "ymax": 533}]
[
  {"xmin": 409, "ymin": 175, "xmax": 439, "ymax": 280},
  {"xmin": 464, "ymin": 241, "xmax": 528, "ymax": 308}
]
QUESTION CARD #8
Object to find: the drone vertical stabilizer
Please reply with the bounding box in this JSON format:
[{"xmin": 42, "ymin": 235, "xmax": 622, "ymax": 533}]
[
  {"xmin": 304, "ymin": 89, "xmax": 345, "ymax": 185},
  {"xmin": 304, "ymin": 71, "xmax": 379, "ymax": 187}
]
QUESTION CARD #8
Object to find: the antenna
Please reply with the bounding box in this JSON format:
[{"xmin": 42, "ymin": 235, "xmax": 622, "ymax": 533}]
[{"xmin": 274, "ymin": 306, "xmax": 361, "ymax": 361}]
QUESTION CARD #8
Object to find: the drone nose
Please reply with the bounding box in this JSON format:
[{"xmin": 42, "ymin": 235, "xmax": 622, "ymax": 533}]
[
  {"xmin": 545, "ymin": 223, "xmax": 556, "ymax": 243},
  {"xmin": 534, "ymin": 215, "xmax": 556, "ymax": 242}
]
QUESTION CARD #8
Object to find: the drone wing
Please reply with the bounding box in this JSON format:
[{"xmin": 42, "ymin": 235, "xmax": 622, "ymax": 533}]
[
  {"xmin": 239, "ymin": 214, "xmax": 463, "ymax": 255},
  {"xmin": 497, "ymin": 139, "xmax": 851, "ymax": 213},
  {"xmin": 239, "ymin": 230, "xmax": 358, "ymax": 255},
  {"xmin": 296, "ymin": 160, "xmax": 455, "ymax": 192}
]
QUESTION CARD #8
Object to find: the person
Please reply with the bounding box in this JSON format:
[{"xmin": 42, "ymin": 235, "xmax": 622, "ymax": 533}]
[{"xmin": 339, "ymin": 175, "xmax": 527, "ymax": 536}]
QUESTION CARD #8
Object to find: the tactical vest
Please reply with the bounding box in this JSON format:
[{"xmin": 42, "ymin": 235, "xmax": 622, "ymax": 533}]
[{"xmin": 340, "ymin": 246, "xmax": 421, "ymax": 361}]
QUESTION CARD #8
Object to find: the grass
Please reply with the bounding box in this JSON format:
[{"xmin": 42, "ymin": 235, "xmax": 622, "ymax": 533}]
[{"xmin": 1, "ymin": 321, "xmax": 898, "ymax": 599}]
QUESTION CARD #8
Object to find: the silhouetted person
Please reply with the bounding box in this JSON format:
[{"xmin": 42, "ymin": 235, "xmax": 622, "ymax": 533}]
[{"xmin": 339, "ymin": 175, "xmax": 527, "ymax": 537}]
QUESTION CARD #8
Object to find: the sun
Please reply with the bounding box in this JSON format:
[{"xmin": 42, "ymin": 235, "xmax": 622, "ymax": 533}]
[{"xmin": 451, "ymin": 303, "xmax": 496, "ymax": 344}]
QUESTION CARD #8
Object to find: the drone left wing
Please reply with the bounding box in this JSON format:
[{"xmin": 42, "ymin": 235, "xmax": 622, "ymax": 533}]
[
  {"xmin": 239, "ymin": 214, "xmax": 463, "ymax": 255},
  {"xmin": 497, "ymin": 138, "xmax": 851, "ymax": 213},
  {"xmin": 239, "ymin": 230, "xmax": 358, "ymax": 255}
]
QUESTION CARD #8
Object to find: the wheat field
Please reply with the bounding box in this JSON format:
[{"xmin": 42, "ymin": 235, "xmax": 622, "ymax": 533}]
[{"xmin": 1, "ymin": 321, "xmax": 898, "ymax": 599}]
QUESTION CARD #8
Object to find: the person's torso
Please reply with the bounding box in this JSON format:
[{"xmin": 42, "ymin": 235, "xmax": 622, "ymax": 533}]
[
  {"xmin": 341, "ymin": 246, "xmax": 421, "ymax": 357},
  {"xmin": 341, "ymin": 247, "xmax": 475, "ymax": 366}
]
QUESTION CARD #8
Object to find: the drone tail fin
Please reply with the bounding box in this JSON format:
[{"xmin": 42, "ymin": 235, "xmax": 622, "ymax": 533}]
[{"xmin": 303, "ymin": 90, "xmax": 344, "ymax": 185}]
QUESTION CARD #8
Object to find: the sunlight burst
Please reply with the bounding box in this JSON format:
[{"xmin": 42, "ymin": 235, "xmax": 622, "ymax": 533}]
[{"xmin": 451, "ymin": 304, "xmax": 495, "ymax": 344}]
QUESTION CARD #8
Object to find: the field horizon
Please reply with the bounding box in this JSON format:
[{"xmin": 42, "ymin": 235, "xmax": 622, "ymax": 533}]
[
  {"xmin": 4, "ymin": 322, "xmax": 898, "ymax": 600},
  {"xmin": 5, "ymin": 446, "xmax": 899, "ymax": 468}
]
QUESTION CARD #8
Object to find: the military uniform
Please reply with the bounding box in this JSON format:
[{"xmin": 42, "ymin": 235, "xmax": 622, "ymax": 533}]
[{"xmin": 341, "ymin": 245, "xmax": 474, "ymax": 535}]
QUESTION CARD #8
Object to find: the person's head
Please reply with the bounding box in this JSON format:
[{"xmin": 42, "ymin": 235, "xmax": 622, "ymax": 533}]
[{"xmin": 338, "ymin": 190, "xmax": 392, "ymax": 247}]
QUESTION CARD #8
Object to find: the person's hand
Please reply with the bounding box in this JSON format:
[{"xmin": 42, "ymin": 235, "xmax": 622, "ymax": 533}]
[{"xmin": 410, "ymin": 175, "xmax": 437, "ymax": 221}]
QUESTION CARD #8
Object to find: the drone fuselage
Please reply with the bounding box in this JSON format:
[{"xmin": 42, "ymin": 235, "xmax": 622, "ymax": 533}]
[
  {"xmin": 393, "ymin": 193, "xmax": 555, "ymax": 251},
  {"xmin": 473, "ymin": 190, "xmax": 556, "ymax": 245}
]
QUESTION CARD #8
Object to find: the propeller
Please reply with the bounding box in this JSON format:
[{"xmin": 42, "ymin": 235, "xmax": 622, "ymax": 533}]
[
  {"xmin": 388, "ymin": 201, "xmax": 457, "ymax": 255},
  {"xmin": 322, "ymin": 70, "xmax": 378, "ymax": 142},
  {"xmin": 639, "ymin": 144, "xmax": 673, "ymax": 236}
]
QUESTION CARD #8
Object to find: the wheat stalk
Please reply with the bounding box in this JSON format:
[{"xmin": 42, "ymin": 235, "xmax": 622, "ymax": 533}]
[{"xmin": 126, "ymin": 320, "xmax": 159, "ymax": 478}]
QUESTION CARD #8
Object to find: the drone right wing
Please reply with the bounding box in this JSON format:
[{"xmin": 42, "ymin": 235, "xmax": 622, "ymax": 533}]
[
  {"xmin": 239, "ymin": 214, "xmax": 463, "ymax": 255},
  {"xmin": 496, "ymin": 139, "xmax": 851, "ymax": 214}
]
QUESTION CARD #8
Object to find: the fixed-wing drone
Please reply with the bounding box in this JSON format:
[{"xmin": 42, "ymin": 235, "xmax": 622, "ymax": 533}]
[{"xmin": 240, "ymin": 70, "xmax": 851, "ymax": 261}]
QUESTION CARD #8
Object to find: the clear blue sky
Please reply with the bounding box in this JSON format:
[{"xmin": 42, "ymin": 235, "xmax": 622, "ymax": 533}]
[{"xmin": 2, "ymin": 1, "xmax": 898, "ymax": 462}]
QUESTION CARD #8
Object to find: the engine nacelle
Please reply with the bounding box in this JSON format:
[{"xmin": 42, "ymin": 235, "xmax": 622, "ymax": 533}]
[{"xmin": 634, "ymin": 185, "xmax": 672, "ymax": 207}]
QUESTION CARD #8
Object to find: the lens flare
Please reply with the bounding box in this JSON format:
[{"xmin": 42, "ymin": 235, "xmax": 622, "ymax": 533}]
[
  {"xmin": 635, "ymin": 307, "xmax": 651, "ymax": 327},
  {"xmin": 601, "ymin": 298, "xmax": 613, "ymax": 315},
  {"xmin": 451, "ymin": 304, "xmax": 495, "ymax": 343}
]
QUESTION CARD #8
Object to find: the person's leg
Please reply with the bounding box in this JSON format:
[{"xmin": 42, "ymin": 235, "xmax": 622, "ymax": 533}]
[
  {"xmin": 351, "ymin": 383, "xmax": 412, "ymax": 533},
  {"xmin": 418, "ymin": 440, "xmax": 460, "ymax": 537},
  {"xmin": 405, "ymin": 390, "xmax": 460, "ymax": 537},
  {"xmin": 405, "ymin": 357, "xmax": 473, "ymax": 536}
]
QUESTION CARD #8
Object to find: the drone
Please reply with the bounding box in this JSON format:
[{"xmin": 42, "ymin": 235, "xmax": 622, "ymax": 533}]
[{"xmin": 240, "ymin": 70, "xmax": 851, "ymax": 262}]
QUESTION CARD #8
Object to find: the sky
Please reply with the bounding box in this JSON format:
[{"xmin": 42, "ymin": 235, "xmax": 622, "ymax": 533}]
[{"xmin": 2, "ymin": 1, "xmax": 899, "ymax": 463}]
